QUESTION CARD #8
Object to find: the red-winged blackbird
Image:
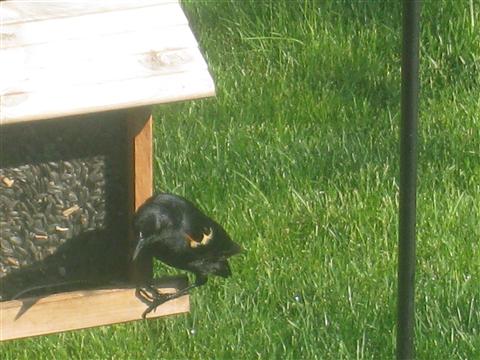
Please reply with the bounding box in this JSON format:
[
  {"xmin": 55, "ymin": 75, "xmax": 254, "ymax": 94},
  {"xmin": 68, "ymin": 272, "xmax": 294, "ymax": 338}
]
[{"xmin": 132, "ymin": 193, "xmax": 242, "ymax": 318}]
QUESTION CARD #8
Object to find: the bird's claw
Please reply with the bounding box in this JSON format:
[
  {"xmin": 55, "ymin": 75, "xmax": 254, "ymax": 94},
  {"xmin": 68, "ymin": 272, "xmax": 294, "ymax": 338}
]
[
  {"xmin": 141, "ymin": 293, "xmax": 172, "ymax": 319},
  {"xmin": 135, "ymin": 286, "xmax": 173, "ymax": 319}
]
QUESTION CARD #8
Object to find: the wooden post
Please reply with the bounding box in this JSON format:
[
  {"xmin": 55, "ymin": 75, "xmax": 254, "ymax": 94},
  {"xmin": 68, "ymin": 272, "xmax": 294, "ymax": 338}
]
[{"xmin": 126, "ymin": 107, "xmax": 154, "ymax": 284}]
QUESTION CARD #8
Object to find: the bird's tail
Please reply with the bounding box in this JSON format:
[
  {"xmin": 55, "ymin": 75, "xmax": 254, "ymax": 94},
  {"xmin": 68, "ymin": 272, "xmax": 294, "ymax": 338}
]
[{"xmin": 225, "ymin": 241, "xmax": 243, "ymax": 257}]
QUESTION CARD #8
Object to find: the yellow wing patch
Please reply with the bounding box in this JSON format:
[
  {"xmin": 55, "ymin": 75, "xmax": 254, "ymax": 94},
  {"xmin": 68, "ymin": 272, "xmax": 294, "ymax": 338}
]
[{"xmin": 186, "ymin": 228, "xmax": 213, "ymax": 248}]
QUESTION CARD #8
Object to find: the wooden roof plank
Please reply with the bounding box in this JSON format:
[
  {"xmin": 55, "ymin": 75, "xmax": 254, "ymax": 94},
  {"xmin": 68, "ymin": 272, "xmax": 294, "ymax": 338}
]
[
  {"xmin": 1, "ymin": 3, "xmax": 188, "ymax": 49},
  {"xmin": 3, "ymin": 47, "xmax": 209, "ymax": 93},
  {"xmin": 2, "ymin": 24, "xmax": 198, "ymax": 73},
  {"xmin": 2, "ymin": 70, "xmax": 215, "ymax": 123},
  {"xmin": 0, "ymin": 1, "xmax": 176, "ymax": 25}
]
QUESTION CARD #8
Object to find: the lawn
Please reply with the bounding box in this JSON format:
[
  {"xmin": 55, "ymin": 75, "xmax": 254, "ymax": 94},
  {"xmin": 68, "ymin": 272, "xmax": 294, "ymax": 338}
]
[{"xmin": 2, "ymin": 1, "xmax": 479, "ymax": 358}]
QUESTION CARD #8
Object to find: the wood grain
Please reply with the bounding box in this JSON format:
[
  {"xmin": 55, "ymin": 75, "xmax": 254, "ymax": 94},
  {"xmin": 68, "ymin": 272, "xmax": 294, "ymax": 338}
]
[
  {"xmin": 2, "ymin": 26, "xmax": 198, "ymax": 73},
  {"xmin": 0, "ymin": 277, "xmax": 189, "ymax": 342}
]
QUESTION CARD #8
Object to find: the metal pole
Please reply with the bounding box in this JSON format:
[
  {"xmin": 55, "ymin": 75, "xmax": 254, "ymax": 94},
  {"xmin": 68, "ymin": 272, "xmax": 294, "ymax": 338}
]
[{"xmin": 397, "ymin": 1, "xmax": 421, "ymax": 359}]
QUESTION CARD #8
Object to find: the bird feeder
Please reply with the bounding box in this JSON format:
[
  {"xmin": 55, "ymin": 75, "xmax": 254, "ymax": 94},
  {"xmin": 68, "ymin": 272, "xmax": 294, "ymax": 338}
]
[{"xmin": 0, "ymin": 0, "xmax": 215, "ymax": 341}]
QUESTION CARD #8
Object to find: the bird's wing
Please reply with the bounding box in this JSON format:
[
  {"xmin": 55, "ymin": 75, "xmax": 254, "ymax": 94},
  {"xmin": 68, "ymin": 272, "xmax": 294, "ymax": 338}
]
[{"xmin": 132, "ymin": 207, "xmax": 178, "ymax": 260}]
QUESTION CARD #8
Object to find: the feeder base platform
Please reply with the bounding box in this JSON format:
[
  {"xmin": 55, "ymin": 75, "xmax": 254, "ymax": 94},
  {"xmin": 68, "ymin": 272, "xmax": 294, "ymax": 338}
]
[{"xmin": 0, "ymin": 276, "xmax": 189, "ymax": 341}]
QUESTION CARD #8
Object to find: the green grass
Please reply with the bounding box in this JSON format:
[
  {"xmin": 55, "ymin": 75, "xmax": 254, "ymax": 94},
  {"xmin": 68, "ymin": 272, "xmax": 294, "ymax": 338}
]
[{"xmin": 2, "ymin": 1, "xmax": 479, "ymax": 358}]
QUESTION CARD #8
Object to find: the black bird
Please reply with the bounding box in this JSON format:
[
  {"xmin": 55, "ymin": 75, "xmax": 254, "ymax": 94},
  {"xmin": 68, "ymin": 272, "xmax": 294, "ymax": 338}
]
[{"xmin": 132, "ymin": 193, "xmax": 242, "ymax": 318}]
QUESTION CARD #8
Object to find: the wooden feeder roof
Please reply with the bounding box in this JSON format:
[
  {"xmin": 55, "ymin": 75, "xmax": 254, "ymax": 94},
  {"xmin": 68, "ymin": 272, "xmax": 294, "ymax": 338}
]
[{"xmin": 0, "ymin": 0, "xmax": 215, "ymax": 124}]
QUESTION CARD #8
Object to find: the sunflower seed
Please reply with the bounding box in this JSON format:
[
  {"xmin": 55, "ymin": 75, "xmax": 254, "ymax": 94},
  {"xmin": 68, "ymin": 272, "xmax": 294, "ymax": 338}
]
[
  {"xmin": 62, "ymin": 205, "xmax": 80, "ymax": 217},
  {"xmin": 1, "ymin": 177, "xmax": 14, "ymax": 187}
]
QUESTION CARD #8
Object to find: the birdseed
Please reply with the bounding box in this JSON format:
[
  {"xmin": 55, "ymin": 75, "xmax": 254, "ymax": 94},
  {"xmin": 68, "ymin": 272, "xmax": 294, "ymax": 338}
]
[{"xmin": 0, "ymin": 113, "xmax": 131, "ymax": 300}]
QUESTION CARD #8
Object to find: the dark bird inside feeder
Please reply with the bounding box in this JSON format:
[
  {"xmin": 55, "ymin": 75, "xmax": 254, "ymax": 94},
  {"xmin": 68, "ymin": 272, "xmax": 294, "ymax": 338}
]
[{"xmin": 132, "ymin": 193, "xmax": 242, "ymax": 318}]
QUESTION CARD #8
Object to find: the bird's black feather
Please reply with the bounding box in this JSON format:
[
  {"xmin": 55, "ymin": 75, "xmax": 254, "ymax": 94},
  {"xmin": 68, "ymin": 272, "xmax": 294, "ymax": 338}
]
[{"xmin": 132, "ymin": 193, "xmax": 241, "ymax": 318}]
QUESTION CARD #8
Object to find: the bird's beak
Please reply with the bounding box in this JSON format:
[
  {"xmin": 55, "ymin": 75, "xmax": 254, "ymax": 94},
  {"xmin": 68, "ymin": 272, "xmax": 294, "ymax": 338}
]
[{"xmin": 132, "ymin": 232, "xmax": 145, "ymax": 261}]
